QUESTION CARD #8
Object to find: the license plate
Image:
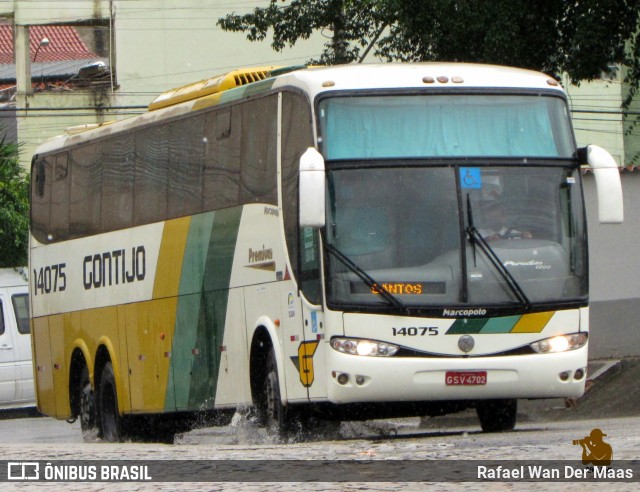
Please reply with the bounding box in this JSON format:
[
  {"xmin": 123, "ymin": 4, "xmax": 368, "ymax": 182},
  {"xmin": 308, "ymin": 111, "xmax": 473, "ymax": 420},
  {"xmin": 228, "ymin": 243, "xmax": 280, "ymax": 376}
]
[{"xmin": 445, "ymin": 371, "xmax": 487, "ymax": 386}]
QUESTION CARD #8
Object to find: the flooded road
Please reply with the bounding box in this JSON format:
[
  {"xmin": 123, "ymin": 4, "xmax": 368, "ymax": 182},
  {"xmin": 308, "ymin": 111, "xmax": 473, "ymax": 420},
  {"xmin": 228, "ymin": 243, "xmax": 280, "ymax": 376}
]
[{"xmin": 1, "ymin": 412, "xmax": 639, "ymax": 490}]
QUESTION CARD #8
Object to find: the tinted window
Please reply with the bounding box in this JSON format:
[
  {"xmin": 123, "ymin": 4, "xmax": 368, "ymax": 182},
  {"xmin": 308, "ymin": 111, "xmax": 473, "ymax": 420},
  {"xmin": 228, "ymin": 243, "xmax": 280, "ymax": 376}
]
[
  {"xmin": 319, "ymin": 94, "xmax": 574, "ymax": 159},
  {"xmin": 134, "ymin": 125, "xmax": 169, "ymax": 224},
  {"xmin": 11, "ymin": 294, "xmax": 29, "ymax": 335},
  {"xmin": 102, "ymin": 135, "xmax": 134, "ymax": 230},
  {"xmin": 168, "ymin": 116, "xmax": 204, "ymax": 217},
  {"xmin": 69, "ymin": 143, "xmax": 102, "ymax": 237},
  {"xmin": 32, "ymin": 93, "xmax": 281, "ymax": 243}
]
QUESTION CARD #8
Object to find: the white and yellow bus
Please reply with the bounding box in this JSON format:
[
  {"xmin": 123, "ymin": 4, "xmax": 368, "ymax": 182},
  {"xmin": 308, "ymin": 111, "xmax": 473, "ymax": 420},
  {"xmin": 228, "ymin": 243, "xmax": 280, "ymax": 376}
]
[{"xmin": 30, "ymin": 63, "xmax": 623, "ymax": 442}]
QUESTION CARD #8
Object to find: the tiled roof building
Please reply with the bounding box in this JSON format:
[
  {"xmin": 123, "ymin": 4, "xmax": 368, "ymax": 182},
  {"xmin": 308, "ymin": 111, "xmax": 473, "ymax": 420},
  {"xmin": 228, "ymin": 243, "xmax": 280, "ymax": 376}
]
[
  {"xmin": 0, "ymin": 24, "xmax": 97, "ymax": 64},
  {"xmin": 0, "ymin": 24, "xmax": 105, "ymax": 92}
]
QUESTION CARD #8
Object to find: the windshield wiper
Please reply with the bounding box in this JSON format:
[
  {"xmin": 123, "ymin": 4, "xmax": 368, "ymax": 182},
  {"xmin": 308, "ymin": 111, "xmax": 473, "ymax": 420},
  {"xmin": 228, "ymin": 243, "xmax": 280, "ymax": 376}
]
[
  {"xmin": 465, "ymin": 194, "xmax": 531, "ymax": 309},
  {"xmin": 324, "ymin": 242, "xmax": 407, "ymax": 311}
]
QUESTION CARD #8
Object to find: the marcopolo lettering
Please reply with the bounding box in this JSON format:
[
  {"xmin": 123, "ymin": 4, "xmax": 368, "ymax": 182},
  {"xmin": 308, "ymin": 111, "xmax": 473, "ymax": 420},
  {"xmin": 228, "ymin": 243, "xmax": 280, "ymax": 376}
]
[
  {"xmin": 442, "ymin": 308, "xmax": 487, "ymax": 317},
  {"xmin": 83, "ymin": 246, "xmax": 146, "ymax": 290}
]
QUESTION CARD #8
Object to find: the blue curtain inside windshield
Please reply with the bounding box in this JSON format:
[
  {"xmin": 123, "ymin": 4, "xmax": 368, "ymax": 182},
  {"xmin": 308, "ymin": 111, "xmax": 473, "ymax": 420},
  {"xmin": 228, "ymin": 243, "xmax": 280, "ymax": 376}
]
[{"xmin": 320, "ymin": 95, "xmax": 572, "ymax": 159}]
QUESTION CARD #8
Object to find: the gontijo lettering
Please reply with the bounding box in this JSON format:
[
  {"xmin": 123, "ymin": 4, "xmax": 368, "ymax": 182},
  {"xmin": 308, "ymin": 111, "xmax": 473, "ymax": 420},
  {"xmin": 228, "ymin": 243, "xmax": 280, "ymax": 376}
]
[{"xmin": 83, "ymin": 246, "xmax": 146, "ymax": 290}]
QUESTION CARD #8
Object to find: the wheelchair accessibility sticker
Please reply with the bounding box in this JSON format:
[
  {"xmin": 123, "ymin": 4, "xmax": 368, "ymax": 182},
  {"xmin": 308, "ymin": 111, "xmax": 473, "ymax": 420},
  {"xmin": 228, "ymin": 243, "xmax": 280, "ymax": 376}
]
[{"xmin": 460, "ymin": 167, "xmax": 482, "ymax": 189}]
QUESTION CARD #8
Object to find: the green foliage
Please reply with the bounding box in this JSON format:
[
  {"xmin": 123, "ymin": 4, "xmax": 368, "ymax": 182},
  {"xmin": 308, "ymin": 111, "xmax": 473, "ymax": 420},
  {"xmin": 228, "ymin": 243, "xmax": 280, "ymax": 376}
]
[
  {"xmin": 0, "ymin": 133, "xmax": 29, "ymax": 267},
  {"xmin": 218, "ymin": 0, "xmax": 640, "ymax": 102},
  {"xmin": 218, "ymin": 0, "xmax": 394, "ymax": 64}
]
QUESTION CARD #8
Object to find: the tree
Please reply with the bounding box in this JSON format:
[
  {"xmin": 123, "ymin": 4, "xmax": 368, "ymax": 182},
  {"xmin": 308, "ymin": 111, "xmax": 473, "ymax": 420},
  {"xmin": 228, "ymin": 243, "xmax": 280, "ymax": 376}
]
[
  {"xmin": 218, "ymin": 0, "xmax": 640, "ymax": 103},
  {"xmin": 218, "ymin": 0, "xmax": 395, "ymax": 64},
  {"xmin": 0, "ymin": 133, "xmax": 29, "ymax": 267}
]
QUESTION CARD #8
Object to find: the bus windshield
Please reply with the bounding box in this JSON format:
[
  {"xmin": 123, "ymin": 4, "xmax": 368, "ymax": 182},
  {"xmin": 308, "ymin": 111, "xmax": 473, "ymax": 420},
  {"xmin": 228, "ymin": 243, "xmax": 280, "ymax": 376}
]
[
  {"xmin": 320, "ymin": 92, "xmax": 586, "ymax": 312},
  {"xmin": 324, "ymin": 166, "xmax": 586, "ymax": 311},
  {"xmin": 319, "ymin": 94, "xmax": 575, "ymax": 159}
]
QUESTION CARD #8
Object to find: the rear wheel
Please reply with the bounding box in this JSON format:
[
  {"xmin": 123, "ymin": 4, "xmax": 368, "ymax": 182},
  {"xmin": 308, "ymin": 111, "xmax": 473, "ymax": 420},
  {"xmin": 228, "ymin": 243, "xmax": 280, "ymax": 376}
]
[
  {"xmin": 99, "ymin": 362, "xmax": 124, "ymax": 442},
  {"xmin": 476, "ymin": 399, "xmax": 517, "ymax": 432},
  {"xmin": 78, "ymin": 365, "xmax": 98, "ymax": 441}
]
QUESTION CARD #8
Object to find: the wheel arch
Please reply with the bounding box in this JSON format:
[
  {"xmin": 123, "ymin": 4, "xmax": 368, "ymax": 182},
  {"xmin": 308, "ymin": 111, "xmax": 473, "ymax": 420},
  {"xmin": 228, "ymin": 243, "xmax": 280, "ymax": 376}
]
[
  {"xmin": 93, "ymin": 336, "xmax": 124, "ymax": 416},
  {"xmin": 249, "ymin": 320, "xmax": 287, "ymax": 406},
  {"xmin": 68, "ymin": 341, "xmax": 92, "ymax": 418}
]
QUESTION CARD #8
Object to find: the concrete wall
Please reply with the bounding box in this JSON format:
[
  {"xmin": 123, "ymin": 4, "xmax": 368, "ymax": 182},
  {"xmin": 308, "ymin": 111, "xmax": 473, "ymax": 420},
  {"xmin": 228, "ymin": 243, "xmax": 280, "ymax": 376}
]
[
  {"xmin": 584, "ymin": 172, "xmax": 640, "ymax": 358},
  {"xmin": 564, "ymin": 74, "xmax": 626, "ymax": 166},
  {"xmin": 7, "ymin": 0, "xmax": 324, "ymax": 167}
]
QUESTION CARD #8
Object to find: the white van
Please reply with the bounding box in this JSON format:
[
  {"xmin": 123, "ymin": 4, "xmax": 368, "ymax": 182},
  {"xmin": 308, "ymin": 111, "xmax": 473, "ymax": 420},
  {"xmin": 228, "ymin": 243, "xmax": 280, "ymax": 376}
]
[{"xmin": 0, "ymin": 267, "xmax": 34, "ymax": 410}]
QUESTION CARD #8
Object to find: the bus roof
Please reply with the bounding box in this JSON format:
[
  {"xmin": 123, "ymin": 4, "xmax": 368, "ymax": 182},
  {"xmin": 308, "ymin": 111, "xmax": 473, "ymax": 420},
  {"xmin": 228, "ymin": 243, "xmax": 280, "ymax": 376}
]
[
  {"xmin": 34, "ymin": 63, "xmax": 564, "ymax": 157},
  {"xmin": 273, "ymin": 63, "xmax": 564, "ymax": 98}
]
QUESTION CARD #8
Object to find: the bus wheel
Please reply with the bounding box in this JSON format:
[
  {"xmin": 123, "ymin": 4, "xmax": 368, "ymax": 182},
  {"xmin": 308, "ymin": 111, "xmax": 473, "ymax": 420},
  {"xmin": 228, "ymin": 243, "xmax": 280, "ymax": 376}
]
[
  {"xmin": 99, "ymin": 362, "xmax": 124, "ymax": 442},
  {"xmin": 476, "ymin": 399, "xmax": 517, "ymax": 432},
  {"xmin": 264, "ymin": 348, "xmax": 293, "ymax": 440},
  {"xmin": 79, "ymin": 365, "xmax": 98, "ymax": 441}
]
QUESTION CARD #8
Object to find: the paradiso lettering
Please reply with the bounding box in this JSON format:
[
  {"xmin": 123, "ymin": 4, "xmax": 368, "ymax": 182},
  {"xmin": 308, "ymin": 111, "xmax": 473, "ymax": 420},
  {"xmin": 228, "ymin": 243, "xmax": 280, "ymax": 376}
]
[{"xmin": 83, "ymin": 246, "xmax": 146, "ymax": 290}]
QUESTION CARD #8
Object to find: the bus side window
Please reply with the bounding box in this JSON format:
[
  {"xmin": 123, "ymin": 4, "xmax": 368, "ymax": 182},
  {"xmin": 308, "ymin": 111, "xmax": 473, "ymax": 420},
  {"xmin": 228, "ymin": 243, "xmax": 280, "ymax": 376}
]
[
  {"xmin": 69, "ymin": 143, "xmax": 102, "ymax": 238},
  {"xmin": 31, "ymin": 158, "xmax": 51, "ymax": 243},
  {"xmin": 299, "ymin": 227, "xmax": 322, "ymax": 305},
  {"xmin": 102, "ymin": 136, "xmax": 134, "ymax": 231},
  {"xmin": 50, "ymin": 154, "xmax": 69, "ymax": 241},
  {"xmin": 0, "ymin": 299, "xmax": 4, "ymax": 335},
  {"xmin": 134, "ymin": 126, "xmax": 169, "ymax": 225},
  {"xmin": 203, "ymin": 108, "xmax": 240, "ymax": 210},
  {"xmin": 240, "ymin": 95, "xmax": 277, "ymax": 205},
  {"xmin": 168, "ymin": 116, "xmax": 205, "ymax": 218}
]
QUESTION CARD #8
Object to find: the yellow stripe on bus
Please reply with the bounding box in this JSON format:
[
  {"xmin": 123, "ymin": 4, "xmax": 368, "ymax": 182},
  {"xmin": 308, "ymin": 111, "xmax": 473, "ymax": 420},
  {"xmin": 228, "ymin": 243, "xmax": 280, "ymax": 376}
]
[
  {"xmin": 511, "ymin": 311, "xmax": 555, "ymax": 333},
  {"xmin": 123, "ymin": 299, "xmax": 178, "ymax": 412},
  {"xmin": 192, "ymin": 93, "xmax": 223, "ymax": 112},
  {"xmin": 153, "ymin": 217, "xmax": 191, "ymax": 300}
]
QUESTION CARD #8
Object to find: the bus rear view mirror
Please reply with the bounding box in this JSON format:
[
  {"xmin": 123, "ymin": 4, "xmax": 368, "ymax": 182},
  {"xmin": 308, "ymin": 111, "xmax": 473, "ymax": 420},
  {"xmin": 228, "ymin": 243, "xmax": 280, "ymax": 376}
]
[
  {"xmin": 582, "ymin": 145, "xmax": 624, "ymax": 223},
  {"xmin": 299, "ymin": 147, "xmax": 326, "ymax": 228}
]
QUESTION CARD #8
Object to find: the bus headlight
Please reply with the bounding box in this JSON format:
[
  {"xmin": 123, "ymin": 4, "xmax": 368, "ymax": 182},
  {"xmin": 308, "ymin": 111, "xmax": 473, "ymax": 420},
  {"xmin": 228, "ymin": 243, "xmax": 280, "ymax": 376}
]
[
  {"xmin": 330, "ymin": 337, "xmax": 399, "ymax": 357},
  {"xmin": 530, "ymin": 333, "xmax": 588, "ymax": 353}
]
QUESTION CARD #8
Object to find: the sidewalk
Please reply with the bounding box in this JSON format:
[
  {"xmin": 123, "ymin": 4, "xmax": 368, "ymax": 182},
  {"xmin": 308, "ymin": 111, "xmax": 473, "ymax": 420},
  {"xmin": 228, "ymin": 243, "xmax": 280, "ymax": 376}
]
[
  {"xmin": 420, "ymin": 357, "xmax": 640, "ymax": 430},
  {"xmin": 515, "ymin": 357, "xmax": 640, "ymax": 422}
]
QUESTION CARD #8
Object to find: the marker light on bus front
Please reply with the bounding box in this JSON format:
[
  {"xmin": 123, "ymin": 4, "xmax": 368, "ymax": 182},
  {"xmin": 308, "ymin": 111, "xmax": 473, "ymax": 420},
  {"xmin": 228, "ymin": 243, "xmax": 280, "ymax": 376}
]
[
  {"xmin": 330, "ymin": 338, "xmax": 399, "ymax": 357},
  {"xmin": 529, "ymin": 333, "xmax": 588, "ymax": 354}
]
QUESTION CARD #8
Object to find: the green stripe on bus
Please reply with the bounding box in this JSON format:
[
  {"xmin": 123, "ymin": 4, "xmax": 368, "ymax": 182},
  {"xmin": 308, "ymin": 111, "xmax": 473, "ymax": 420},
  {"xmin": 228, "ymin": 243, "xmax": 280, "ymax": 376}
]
[
  {"xmin": 218, "ymin": 79, "xmax": 276, "ymax": 105},
  {"xmin": 446, "ymin": 318, "xmax": 489, "ymax": 334},
  {"xmin": 166, "ymin": 207, "xmax": 242, "ymax": 411},
  {"xmin": 480, "ymin": 316, "xmax": 522, "ymax": 333},
  {"xmin": 189, "ymin": 206, "xmax": 242, "ymax": 408},
  {"xmin": 445, "ymin": 313, "xmax": 554, "ymax": 335},
  {"xmin": 166, "ymin": 213, "xmax": 215, "ymax": 410}
]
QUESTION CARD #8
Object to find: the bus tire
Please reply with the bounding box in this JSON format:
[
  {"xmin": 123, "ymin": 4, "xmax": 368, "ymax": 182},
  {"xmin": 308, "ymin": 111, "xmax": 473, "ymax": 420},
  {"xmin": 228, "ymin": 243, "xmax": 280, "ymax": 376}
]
[
  {"xmin": 99, "ymin": 362, "xmax": 124, "ymax": 442},
  {"xmin": 476, "ymin": 399, "xmax": 517, "ymax": 432},
  {"xmin": 79, "ymin": 365, "xmax": 98, "ymax": 441},
  {"xmin": 264, "ymin": 348, "xmax": 294, "ymax": 440}
]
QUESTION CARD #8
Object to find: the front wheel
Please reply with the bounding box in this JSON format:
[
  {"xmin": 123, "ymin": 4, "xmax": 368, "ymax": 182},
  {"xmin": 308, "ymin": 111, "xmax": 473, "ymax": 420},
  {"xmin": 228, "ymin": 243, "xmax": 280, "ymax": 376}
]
[
  {"xmin": 99, "ymin": 362, "xmax": 125, "ymax": 442},
  {"xmin": 261, "ymin": 348, "xmax": 299, "ymax": 441},
  {"xmin": 476, "ymin": 399, "xmax": 517, "ymax": 432}
]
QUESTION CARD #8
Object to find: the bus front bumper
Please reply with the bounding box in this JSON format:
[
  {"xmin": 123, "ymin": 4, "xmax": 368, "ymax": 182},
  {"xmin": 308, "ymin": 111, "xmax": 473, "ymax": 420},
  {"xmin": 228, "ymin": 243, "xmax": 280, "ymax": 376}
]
[{"xmin": 326, "ymin": 346, "xmax": 588, "ymax": 403}]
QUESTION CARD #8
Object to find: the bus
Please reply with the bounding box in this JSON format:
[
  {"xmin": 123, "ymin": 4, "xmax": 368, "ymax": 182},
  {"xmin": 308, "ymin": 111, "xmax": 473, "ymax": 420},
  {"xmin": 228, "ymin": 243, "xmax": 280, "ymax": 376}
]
[{"xmin": 29, "ymin": 63, "xmax": 623, "ymax": 442}]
